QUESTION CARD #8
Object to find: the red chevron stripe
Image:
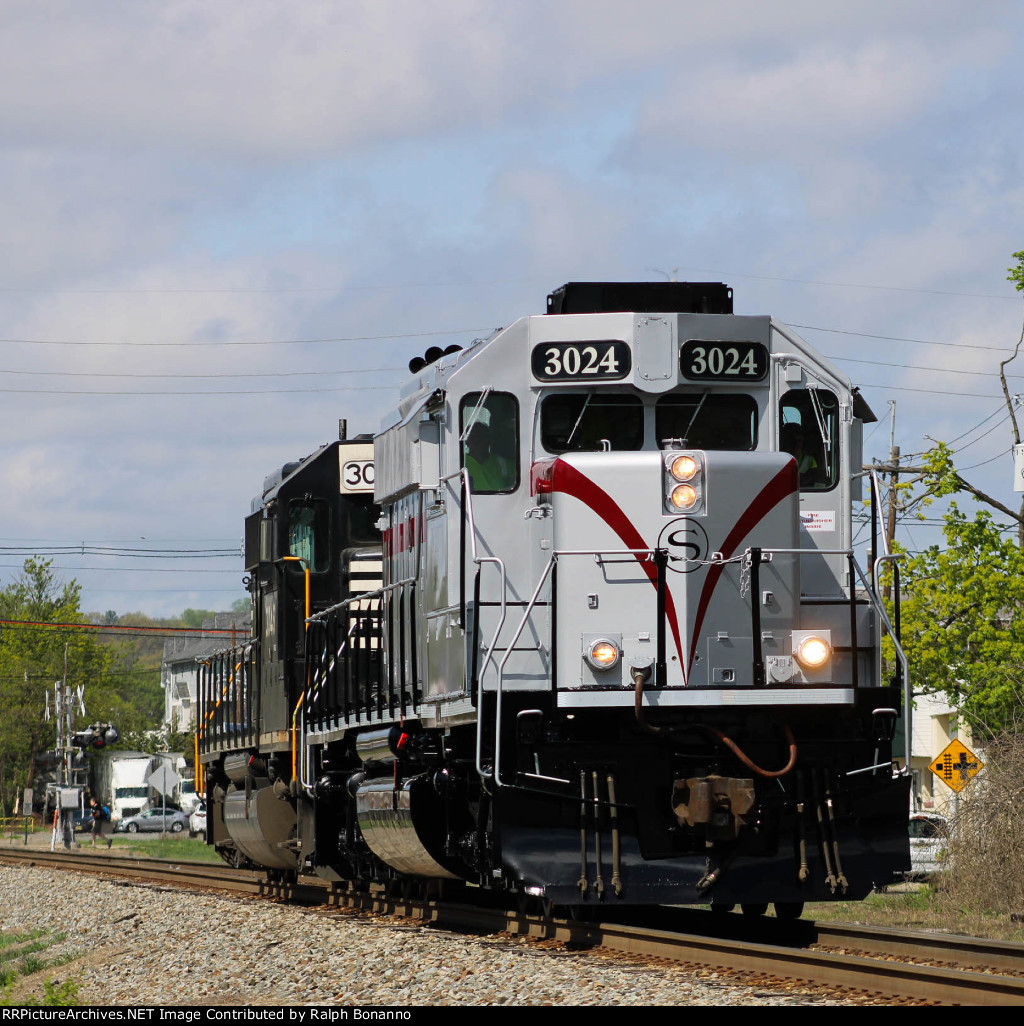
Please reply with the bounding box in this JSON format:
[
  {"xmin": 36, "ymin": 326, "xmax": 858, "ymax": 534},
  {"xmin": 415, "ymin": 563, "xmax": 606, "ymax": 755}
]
[
  {"xmin": 686, "ymin": 462, "xmax": 798, "ymax": 673},
  {"xmin": 548, "ymin": 460, "xmax": 685, "ymax": 672}
]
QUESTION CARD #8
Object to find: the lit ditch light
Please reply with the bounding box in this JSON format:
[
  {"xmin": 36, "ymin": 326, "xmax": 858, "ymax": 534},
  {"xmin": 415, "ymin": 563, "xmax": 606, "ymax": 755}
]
[{"xmin": 584, "ymin": 638, "xmax": 621, "ymax": 671}]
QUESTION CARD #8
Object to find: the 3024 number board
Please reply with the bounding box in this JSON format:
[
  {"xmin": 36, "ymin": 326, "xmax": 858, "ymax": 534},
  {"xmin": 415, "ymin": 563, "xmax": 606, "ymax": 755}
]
[
  {"xmin": 680, "ymin": 340, "xmax": 768, "ymax": 381},
  {"xmin": 531, "ymin": 340, "xmax": 631, "ymax": 381}
]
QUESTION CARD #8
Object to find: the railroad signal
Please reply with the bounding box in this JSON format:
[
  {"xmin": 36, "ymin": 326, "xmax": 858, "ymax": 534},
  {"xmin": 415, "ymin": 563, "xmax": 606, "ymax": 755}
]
[
  {"xmin": 928, "ymin": 739, "xmax": 984, "ymax": 794},
  {"xmin": 71, "ymin": 723, "xmax": 120, "ymax": 749}
]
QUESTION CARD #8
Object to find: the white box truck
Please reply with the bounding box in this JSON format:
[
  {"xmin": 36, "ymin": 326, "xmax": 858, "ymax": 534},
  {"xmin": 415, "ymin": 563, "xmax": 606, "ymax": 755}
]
[{"xmin": 91, "ymin": 752, "xmax": 155, "ymax": 824}]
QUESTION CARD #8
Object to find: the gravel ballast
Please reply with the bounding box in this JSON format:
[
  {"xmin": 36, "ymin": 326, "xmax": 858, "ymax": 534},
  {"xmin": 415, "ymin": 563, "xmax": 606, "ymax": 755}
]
[{"xmin": 0, "ymin": 865, "xmax": 849, "ymax": 1006}]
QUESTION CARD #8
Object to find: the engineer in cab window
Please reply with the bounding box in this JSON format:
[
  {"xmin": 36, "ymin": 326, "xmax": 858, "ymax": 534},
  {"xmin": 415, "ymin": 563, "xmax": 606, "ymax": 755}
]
[
  {"xmin": 461, "ymin": 393, "xmax": 519, "ymax": 493},
  {"xmin": 781, "ymin": 422, "xmax": 819, "ymax": 488}
]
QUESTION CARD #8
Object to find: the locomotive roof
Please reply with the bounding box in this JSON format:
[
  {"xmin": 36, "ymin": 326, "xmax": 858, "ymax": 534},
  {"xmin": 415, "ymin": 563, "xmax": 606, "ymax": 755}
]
[{"xmin": 383, "ymin": 284, "xmax": 876, "ymax": 429}]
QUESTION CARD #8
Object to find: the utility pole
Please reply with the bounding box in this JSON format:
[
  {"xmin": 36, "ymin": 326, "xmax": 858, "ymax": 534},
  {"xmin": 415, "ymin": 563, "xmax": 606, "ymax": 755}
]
[
  {"xmin": 883, "ymin": 403, "xmax": 899, "ymax": 601},
  {"xmin": 47, "ymin": 643, "xmax": 84, "ymax": 851}
]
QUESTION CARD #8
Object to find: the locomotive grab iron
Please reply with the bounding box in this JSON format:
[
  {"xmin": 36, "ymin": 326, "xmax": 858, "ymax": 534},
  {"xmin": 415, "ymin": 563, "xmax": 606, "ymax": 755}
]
[{"xmin": 197, "ymin": 282, "xmax": 911, "ymax": 914}]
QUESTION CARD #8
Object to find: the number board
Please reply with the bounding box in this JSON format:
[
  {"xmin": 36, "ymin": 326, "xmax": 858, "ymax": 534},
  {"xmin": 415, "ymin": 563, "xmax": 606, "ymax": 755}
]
[
  {"xmin": 680, "ymin": 340, "xmax": 769, "ymax": 381},
  {"xmin": 531, "ymin": 340, "xmax": 631, "ymax": 382},
  {"xmin": 341, "ymin": 460, "xmax": 375, "ymax": 494}
]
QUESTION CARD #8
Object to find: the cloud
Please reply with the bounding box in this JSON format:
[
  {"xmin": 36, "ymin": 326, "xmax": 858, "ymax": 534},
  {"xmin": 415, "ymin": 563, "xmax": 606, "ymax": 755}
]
[{"xmin": 0, "ymin": 0, "xmax": 1022, "ymax": 615}]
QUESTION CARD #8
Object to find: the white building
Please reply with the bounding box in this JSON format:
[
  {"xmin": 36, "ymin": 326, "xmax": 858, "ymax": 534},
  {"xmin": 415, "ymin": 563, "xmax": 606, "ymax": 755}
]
[
  {"xmin": 908, "ymin": 690, "xmax": 976, "ymax": 817},
  {"xmin": 161, "ymin": 613, "xmax": 249, "ymax": 732}
]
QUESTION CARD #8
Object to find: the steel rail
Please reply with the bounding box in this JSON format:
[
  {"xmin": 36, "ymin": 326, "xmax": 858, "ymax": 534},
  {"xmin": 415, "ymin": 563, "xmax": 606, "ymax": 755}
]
[{"xmin": 3, "ymin": 848, "xmax": 1022, "ymax": 1005}]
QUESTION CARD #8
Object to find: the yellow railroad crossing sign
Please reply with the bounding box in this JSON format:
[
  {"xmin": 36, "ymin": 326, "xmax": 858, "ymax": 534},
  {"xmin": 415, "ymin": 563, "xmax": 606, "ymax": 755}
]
[{"xmin": 929, "ymin": 739, "xmax": 984, "ymax": 793}]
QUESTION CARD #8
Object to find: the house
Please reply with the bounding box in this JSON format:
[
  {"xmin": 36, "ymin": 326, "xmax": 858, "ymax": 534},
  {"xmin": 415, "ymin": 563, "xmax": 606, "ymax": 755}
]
[{"xmin": 161, "ymin": 612, "xmax": 249, "ymax": 731}]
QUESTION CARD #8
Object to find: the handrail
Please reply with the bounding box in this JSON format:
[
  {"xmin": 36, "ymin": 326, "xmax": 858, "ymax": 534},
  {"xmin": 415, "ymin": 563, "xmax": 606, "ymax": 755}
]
[
  {"xmin": 298, "ymin": 604, "xmax": 381, "ymax": 795},
  {"xmin": 871, "ymin": 552, "xmax": 911, "ymax": 769},
  {"xmin": 481, "ymin": 539, "xmax": 910, "ymax": 789},
  {"xmin": 869, "ymin": 467, "xmax": 890, "ymax": 590},
  {"xmin": 487, "ymin": 555, "xmax": 556, "ymax": 787},
  {"xmin": 433, "ymin": 468, "xmax": 511, "ymax": 785},
  {"xmin": 283, "ymin": 557, "xmax": 311, "ymax": 794}
]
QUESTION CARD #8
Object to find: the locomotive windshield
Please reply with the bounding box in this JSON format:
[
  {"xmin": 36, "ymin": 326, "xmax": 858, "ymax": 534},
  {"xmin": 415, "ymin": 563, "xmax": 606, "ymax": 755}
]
[
  {"xmin": 655, "ymin": 393, "xmax": 758, "ymax": 450},
  {"xmin": 540, "ymin": 393, "xmax": 643, "ymax": 453}
]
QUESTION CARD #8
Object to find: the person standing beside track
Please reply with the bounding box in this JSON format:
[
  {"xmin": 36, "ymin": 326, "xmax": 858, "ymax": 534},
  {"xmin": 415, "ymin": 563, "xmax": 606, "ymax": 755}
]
[{"xmin": 89, "ymin": 797, "xmax": 113, "ymax": 848}]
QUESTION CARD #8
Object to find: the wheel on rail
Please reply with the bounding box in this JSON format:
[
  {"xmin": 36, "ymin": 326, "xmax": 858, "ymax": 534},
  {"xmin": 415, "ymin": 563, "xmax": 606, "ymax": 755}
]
[
  {"xmin": 773, "ymin": 901, "xmax": 804, "ymax": 920},
  {"xmin": 740, "ymin": 903, "xmax": 768, "ymax": 916},
  {"xmin": 710, "ymin": 903, "xmax": 735, "ymax": 914}
]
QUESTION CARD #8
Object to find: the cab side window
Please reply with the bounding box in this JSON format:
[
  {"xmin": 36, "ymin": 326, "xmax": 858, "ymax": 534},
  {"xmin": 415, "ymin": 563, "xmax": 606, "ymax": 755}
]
[
  {"xmin": 460, "ymin": 392, "xmax": 519, "ymax": 494},
  {"xmin": 779, "ymin": 389, "xmax": 839, "ymax": 491},
  {"xmin": 288, "ymin": 499, "xmax": 330, "ymax": 572}
]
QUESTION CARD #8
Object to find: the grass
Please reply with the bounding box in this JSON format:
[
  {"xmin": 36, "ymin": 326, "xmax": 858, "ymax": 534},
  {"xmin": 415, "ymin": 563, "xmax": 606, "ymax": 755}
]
[
  {"xmin": 807, "ymin": 882, "xmax": 1024, "ymax": 944},
  {"xmin": 0, "ymin": 929, "xmax": 79, "ymax": 1006},
  {"xmin": 106, "ymin": 834, "xmax": 222, "ymax": 862},
  {"xmin": 0, "ymin": 935, "xmax": 65, "ymax": 964}
]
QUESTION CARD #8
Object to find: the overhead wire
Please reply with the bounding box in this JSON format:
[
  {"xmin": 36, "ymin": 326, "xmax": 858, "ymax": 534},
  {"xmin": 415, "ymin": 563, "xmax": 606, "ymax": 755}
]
[{"xmin": 0, "ymin": 328, "xmax": 491, "ymax": 348}]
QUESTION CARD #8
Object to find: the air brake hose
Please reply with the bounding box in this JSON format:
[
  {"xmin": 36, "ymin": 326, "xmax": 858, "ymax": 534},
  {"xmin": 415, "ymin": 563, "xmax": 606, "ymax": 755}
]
[
  {"xmin": 632, "ymin": 664, "xmax": 798, "ymax": 778},
  {"xmin": 631, "ymin": 664, "xmax": 665, "ymax": 735},
  {"xmin": 705, "ymin": 722, "xmax": 798, "ymax": 779}
]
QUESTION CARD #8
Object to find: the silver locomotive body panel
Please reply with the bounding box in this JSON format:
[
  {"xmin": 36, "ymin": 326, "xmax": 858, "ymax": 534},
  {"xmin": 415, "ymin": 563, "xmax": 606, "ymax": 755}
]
[{"xmin": 546, "ymin": 449, "xmax": 800, "ymax": 691}]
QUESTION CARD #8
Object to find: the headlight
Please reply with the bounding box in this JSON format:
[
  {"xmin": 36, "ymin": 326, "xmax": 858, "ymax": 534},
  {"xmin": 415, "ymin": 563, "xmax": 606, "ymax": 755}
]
[
  {"xmin": 669, "ymin": 455, "xmax": 699, "ymax": 482},
  {"xmin": 795, "ymin": 635, "xmax": 831, "ymax": 669},
  {"xmin": 670, "ymin": 484, "xmax": 698, "ymax": 510},
  {"xmin": 585, "ymin": 638, "xmax": 621, "ymax": 671},
  {"xmin": 664, "ymin": 451, "xmax": 703, "ymax": 515}
]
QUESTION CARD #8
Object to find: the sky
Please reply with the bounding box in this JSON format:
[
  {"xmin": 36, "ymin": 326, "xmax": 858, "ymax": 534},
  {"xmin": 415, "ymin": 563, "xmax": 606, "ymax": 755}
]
[{"xmin": 1, "ymin": 0, "xmax": 1023, "ymax": 619}]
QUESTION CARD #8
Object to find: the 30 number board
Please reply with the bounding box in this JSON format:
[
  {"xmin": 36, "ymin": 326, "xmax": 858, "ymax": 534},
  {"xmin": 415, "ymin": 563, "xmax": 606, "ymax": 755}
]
[
  {"xmin": 531, "ymin": 340, "xmax": 631, "ymax": 382},
  {"xmin": 341, "ymin": 460, "xmax": 375, "ymax": 493},
  {"xmin": 680, "ymin": 340, "xmax": 768, "ymax": 381}
]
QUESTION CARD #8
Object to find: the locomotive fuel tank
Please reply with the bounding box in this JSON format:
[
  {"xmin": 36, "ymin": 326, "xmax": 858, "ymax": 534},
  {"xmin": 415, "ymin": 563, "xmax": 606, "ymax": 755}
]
[{"xmin": 222, "ymin": 787, "xmax": 298, "ymax": 871}]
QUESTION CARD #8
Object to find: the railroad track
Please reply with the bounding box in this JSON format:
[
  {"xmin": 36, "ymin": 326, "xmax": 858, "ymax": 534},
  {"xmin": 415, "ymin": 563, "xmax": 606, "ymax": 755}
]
[{"xmin": 3, "ymin": 847, "xmax": 1022, "ymax": 1005}]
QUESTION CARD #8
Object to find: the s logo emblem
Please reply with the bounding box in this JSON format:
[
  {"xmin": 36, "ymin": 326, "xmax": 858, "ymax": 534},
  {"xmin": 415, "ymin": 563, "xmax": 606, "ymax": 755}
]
[{"xmin": 657, "ymin": 519, "xmax": 709, "ymax": 573}]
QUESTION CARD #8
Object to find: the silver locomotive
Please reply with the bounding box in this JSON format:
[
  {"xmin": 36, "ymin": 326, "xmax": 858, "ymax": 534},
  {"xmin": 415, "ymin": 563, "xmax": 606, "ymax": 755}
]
[{"xmin": 198, "ymin": 282, "xmax": 910, "ymax": 913}]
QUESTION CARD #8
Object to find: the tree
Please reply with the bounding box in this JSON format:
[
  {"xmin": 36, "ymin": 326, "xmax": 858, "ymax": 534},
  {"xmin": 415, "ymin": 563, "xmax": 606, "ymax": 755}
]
[
  {"xmin": 896, "ymin": 501, "xmax": 1024, "ymax": 734},
  {"xmin": 867, "ymin": 253, "xmax": 1024, "ymax": 731},
  {"xmin": 180, "ymin": 608, "xmax": 218, "ymax": 629},
  {"xmin": 0, "ymin": 559, "xmax": 111, "ymax": 814}
]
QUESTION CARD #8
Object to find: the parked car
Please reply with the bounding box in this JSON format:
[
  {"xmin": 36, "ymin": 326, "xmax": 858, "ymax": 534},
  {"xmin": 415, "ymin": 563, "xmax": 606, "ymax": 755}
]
[
  {"xmin": 908, "ymin": 812, "xmax": 950, "ymax": 878},
  {"xmin": 189, "ymin": 801, "xmax": 207, "ymax": 839},
  {"xmin": 114, "ymin": 808, "xmax": 189, "ymax": 834},
  {"xmin": 71, "ymin": 809, "xmax": 92, "ymax": 833}
]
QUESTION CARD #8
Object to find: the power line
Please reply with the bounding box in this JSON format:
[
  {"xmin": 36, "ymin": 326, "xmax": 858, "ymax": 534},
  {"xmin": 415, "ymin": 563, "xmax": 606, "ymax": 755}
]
[
  {"xmin": 0, "ymin": 278, "xmax": 532, "ymax": 296},
  {"xmin": 0, "ymin": 384, "xmax": 398, "ymax": 396},
  {"xmin": 0, "ymin": 328, "xmax": 490, "ymax": 348},
  {"xmin": 946, "ymin": 403, "xmax": 1009, "ymax": 447},
  {"xmin": 0, "ymin": 618, "xmax": 243, "ymax": 637},
  {"xmin": 0, "ymin": 564, "xmax": 238, "ymax": 574},
  {"xmin": 0, "ymin": 546, "xmax": 237, "ymax": 558},
  {"xmin": 792, "ymin": 323, "xmax": 1016, "ymax": 353},
  {"xmin": 858, "ymin": 381, "xmax": 1006, "ymax": 399},
  {"xmin": 830, "ymin": 354, "xmax": 1024, "ymax": 380},
  {"xmin": 723, "ymin": 273, "xmax": 1018, "ymax": 300},
  {"xmin": 0, "ymin": 366, "xmax": 403, "ymax": 380}
]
